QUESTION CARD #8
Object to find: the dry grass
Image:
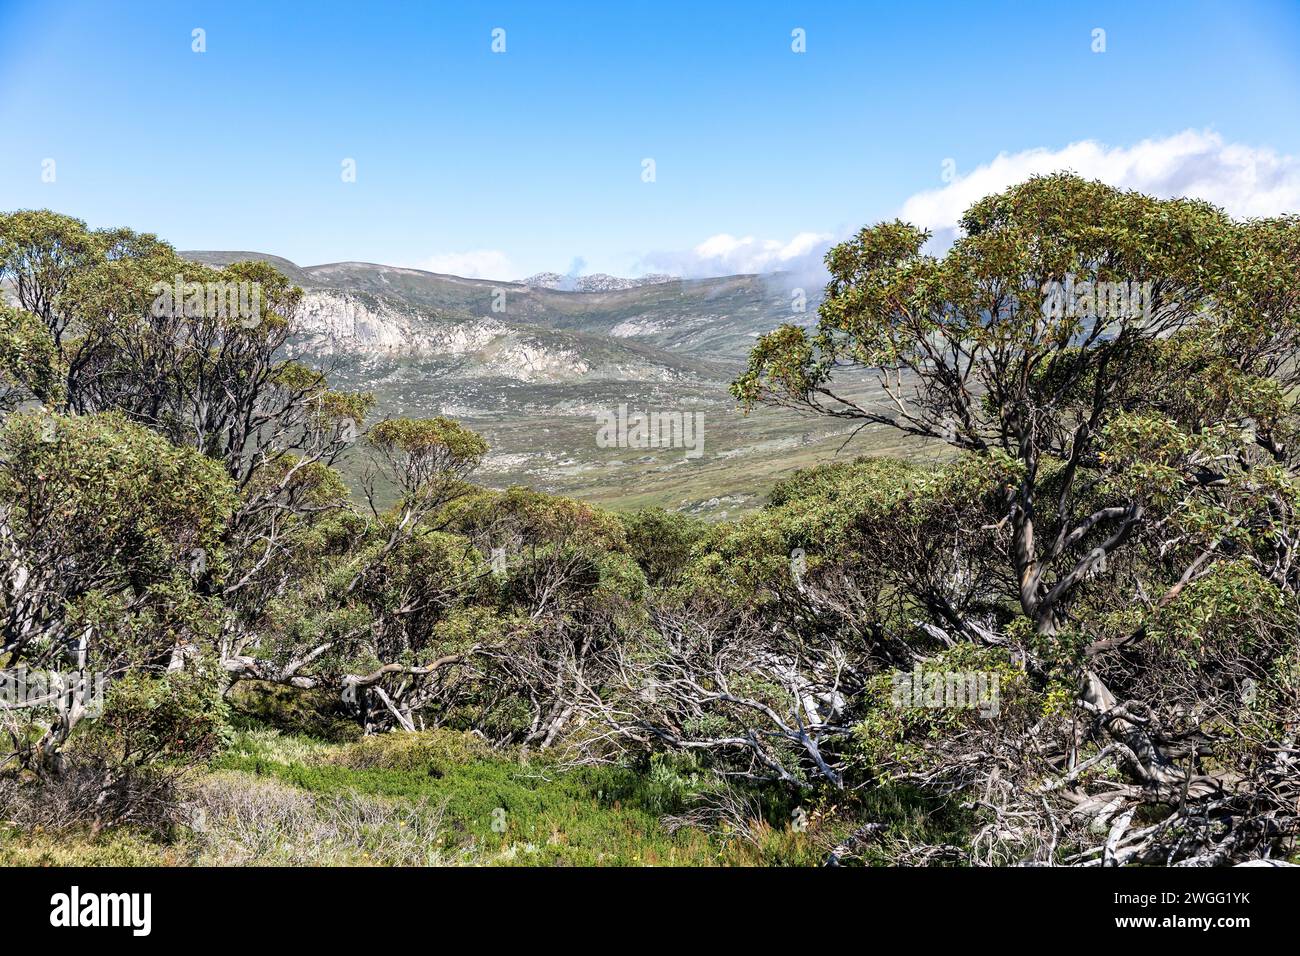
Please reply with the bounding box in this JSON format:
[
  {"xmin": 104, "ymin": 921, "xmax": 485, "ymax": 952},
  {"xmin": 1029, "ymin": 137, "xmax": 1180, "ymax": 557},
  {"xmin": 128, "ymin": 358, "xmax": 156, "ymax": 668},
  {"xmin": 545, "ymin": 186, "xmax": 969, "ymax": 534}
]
[
  {"xmin": 0, "ymin": 759, "xmax": 184, "ymax": 837},
  {"xmin": 186, "ymin": 771, "xmax": 477, "ymax": 866}
]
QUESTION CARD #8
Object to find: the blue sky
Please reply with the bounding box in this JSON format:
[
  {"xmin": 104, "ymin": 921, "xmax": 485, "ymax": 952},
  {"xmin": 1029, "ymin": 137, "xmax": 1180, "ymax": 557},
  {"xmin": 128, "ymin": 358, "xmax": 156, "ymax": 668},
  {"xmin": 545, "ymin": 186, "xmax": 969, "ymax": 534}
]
[{"xmin": 1, "ymin": 0, "xmax": 1298, "ymax": 279}]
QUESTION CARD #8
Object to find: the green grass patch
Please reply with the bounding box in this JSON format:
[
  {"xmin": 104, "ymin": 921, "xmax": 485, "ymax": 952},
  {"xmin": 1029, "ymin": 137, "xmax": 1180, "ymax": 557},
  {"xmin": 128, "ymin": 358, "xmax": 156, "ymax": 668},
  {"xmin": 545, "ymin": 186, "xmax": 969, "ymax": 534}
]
[{"xmin": 213, "ymin": 728, "xmax": 725, "ymax": 865}]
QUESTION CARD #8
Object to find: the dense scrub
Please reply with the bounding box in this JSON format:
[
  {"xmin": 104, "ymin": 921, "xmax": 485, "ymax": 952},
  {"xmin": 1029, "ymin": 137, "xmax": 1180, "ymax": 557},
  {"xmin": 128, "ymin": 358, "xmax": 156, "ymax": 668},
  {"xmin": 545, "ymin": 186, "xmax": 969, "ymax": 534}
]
[{"xmin": 2, "ymin": 176, "xmax": 1299, "ymax": 866}]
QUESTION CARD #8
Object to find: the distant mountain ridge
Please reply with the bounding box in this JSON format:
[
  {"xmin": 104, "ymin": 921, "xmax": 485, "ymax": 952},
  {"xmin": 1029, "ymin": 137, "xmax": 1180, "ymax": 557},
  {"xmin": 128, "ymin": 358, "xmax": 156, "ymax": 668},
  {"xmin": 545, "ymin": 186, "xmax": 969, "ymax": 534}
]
[
  {"xmin": 519, "ymin": 271, "xmax": 677, "ymax": 292},
  {"xmin": 182, "ymin": 251, "xmax": 818, "ymax": 366}
]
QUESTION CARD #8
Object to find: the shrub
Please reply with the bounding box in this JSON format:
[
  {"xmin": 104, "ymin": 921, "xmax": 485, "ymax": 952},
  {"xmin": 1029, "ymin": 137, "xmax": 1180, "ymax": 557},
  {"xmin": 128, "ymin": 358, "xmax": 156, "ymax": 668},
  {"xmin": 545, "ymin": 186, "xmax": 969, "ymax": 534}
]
[
  {"xmin": 84, "ymin": 667, "xmax": 232, "ymax": 770},
  {"xmin": 329, "ymin": 728, "xmax": 494, "ymax": 777},
  {"xmin": 0, "ymin": 756, "xmax": 184, "ymax": 837}
]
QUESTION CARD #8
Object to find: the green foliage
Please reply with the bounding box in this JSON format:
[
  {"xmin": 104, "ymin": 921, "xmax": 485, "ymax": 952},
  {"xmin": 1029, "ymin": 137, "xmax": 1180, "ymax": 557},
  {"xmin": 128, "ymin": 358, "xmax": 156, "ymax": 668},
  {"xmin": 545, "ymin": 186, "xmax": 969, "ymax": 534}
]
[
  {"xmin": 5, "ymin": 187, "xmax": 1300, "ymax": 866},
  {"xmin": 442, "ymin": 485, "xmax": 629, "ymax": 551},
  {"xmin": 618, "ymin": 507, "xmax": 707, "ymax": 586},
  {"xmin": 83, "ymin": 666, "xmax": 232, "ymax": 769},
  {"xmin": 0, "ymin": 412, "xmax": 237, "ymax": 675},
  {"xmin": 0, "ymin": 411, "xmax": 235, "ymax": 570},
  {"xmin": 1148, "ymin": 560, "xmax": 1294, "ymax": 662},
  {"xmin": 368, "ymin": 416, "xmax": 487, "ymax": 461},
  {"xmin": 0, "ymin": 303, "xmax": 63, "ymax": 408},
  {"xmin": 852, "ymin": 645, "xmax": 1038, "ymax": 782}
]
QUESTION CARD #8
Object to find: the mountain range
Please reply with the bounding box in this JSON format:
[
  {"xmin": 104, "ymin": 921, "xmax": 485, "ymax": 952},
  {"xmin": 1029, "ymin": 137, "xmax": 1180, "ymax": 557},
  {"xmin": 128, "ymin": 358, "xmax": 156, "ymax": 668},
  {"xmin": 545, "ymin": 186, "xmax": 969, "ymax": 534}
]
[{"xmin": 182, "ymin": 252, "xmax": 909, "ymax": 516}]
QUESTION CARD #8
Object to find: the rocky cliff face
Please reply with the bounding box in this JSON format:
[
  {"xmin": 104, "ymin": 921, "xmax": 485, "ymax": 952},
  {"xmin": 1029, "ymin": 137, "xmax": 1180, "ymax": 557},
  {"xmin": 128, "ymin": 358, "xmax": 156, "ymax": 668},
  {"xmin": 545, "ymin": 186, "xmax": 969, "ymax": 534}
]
[
  {"xmin": 294, "ymin": 290, "xmax": 415, "ymax": 352},
  {"xmin": 290, "ymin": 290, "xmax": 717, "ymax": 384},
  {"xmin": 292, "ymin": 290, "xmax": 594, "ymax": 381}
]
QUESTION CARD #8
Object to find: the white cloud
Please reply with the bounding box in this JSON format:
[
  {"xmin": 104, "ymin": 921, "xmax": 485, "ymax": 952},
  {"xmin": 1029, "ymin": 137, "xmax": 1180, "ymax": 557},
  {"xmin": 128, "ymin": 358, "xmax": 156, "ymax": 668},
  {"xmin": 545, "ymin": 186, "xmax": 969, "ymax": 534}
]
[
  {"xmin": 643, "ymin": 230, "xmax": 835, "ymax": 279},
  {"xmin": 444, "ymin": 132, "xmax": 1300, "ymax": 284},
  {"xmin": 415, "ymin": 249, "xmax": 514, "ymax": 279},
  {"xmin": 903, "ymin": 130, "xmax": 1300, "ymax": 247},
  {"xmin": 653, "ymin": 131, "xmax": 1300, "ymax": 279}
]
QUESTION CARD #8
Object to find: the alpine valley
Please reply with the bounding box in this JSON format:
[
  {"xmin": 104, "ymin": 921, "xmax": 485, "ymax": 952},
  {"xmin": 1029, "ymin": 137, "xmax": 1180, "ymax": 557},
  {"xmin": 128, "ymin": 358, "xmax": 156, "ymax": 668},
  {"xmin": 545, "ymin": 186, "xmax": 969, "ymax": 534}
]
[{"xmin": 184, "ymin": 251, "xmax": 915, "ymax": 517}]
